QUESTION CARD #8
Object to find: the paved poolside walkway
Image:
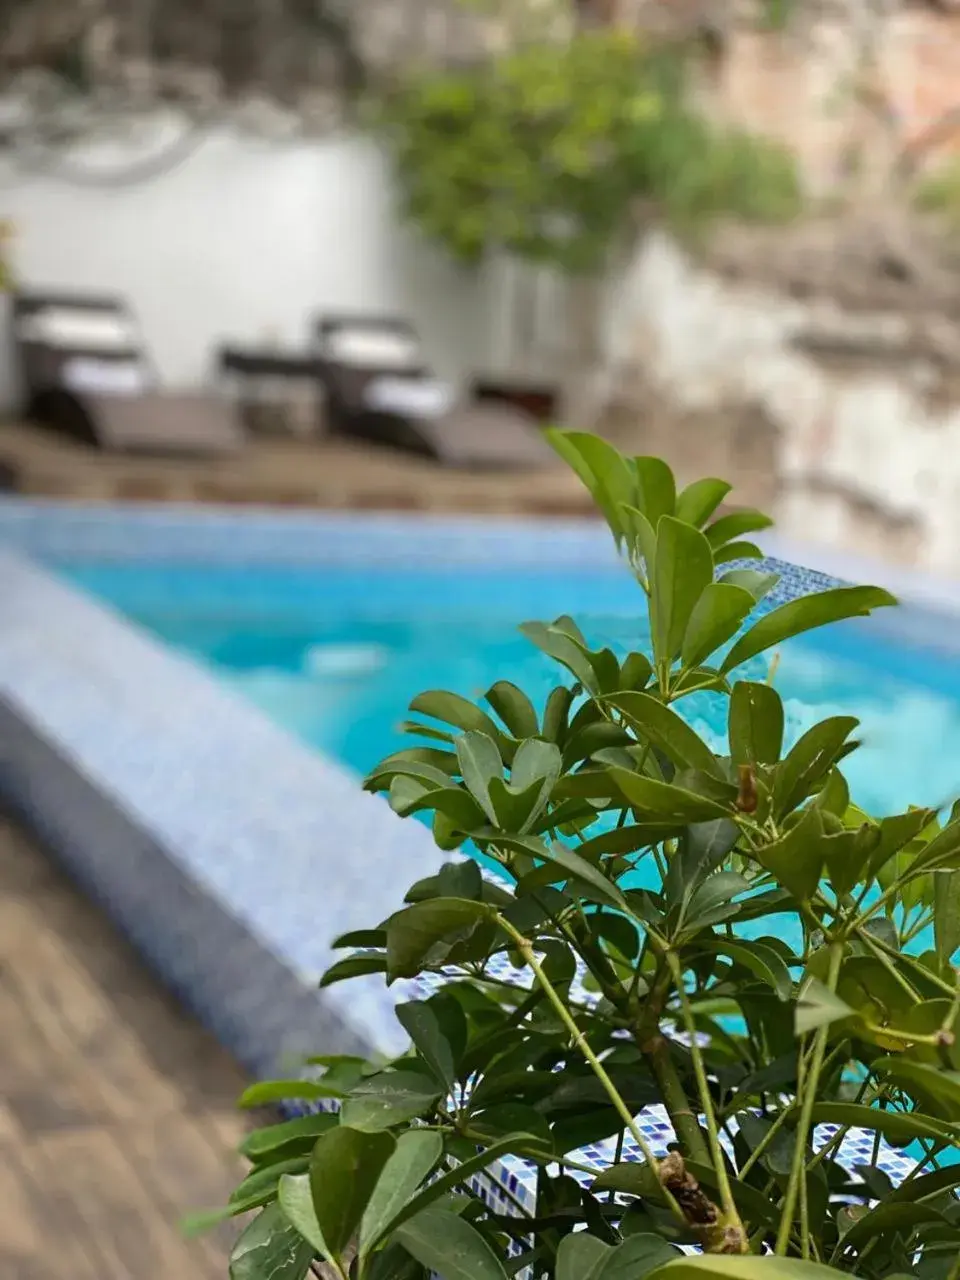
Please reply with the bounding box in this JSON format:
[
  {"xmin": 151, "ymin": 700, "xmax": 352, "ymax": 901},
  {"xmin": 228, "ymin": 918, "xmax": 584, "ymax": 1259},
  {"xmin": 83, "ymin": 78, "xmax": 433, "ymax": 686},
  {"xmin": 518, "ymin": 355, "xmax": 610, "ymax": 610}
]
[
  {"xmin": 0, "ymin": 421, "xmax": 598, "ymax": 516},
  {"xmin": 0, "ymin": 812, "xmax": 250, "ymax": 1279}
]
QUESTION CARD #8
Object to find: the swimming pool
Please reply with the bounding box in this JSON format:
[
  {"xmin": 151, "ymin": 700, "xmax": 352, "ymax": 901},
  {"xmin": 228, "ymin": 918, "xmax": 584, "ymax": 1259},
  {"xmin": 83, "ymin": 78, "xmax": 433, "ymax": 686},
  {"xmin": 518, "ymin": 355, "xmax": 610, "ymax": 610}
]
[
  {"xmin": 4, "ymin": 501, "xmax": 958, "ymax": 1201},
  {"xmin": 62, "ymin": 549, "xmax": 960, "ymax": 1177},
  {"xmin": 66, "ymin": 558, "xmax": 960, "ymax": 821}
]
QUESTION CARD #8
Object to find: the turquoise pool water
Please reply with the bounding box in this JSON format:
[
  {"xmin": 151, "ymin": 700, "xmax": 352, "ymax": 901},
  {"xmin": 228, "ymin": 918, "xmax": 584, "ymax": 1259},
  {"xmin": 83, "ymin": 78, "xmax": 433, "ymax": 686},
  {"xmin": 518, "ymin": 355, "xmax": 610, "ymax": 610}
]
[
  {"xmin": 67, "ymin": 561, "xmax": 960, "ymax": 821},
  {"xmin": 61, "ymin": 558, "xmax": 960, "ymax": 1168}
]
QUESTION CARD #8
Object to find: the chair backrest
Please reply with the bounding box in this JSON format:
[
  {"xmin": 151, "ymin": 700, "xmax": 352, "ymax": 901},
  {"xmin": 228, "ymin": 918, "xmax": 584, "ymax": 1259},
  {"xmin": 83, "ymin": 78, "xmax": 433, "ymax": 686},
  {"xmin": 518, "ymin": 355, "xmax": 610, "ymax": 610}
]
[
  {"xmin": 13, "ymin": 291, "xmax": 154, "ymax": 400},
  {"xmin": 314, "ymin": 314, "xmax": 427, "ymax": 374}
]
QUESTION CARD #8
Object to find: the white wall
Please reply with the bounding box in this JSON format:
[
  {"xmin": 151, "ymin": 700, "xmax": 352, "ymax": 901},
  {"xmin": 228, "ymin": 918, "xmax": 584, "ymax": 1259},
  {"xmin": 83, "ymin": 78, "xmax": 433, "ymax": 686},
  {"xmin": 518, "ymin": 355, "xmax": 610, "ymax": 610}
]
[{"xmin": 0, "ymin": 119, "xmax": 489, "ymax": 400}]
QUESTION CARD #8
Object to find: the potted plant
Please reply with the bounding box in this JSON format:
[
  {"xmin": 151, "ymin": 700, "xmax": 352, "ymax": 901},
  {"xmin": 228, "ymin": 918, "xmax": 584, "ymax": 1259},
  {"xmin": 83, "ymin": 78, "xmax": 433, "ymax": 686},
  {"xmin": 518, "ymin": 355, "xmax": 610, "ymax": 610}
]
[{"xmin": 215, "ymin": 431, "xmax": 960, "ymax": 1280}]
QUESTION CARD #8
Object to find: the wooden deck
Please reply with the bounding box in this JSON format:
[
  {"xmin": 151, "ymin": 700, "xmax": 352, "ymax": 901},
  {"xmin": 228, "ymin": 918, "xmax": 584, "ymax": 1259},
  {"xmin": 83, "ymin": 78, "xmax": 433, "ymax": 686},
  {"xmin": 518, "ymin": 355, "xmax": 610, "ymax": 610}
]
[
  {"xmin": 0, "ymin": 812, "xmax": 252, "ymax": 1279},
  {"xmin": 0, "ymin": 420, "xmax": 596, "ymax": 517}
]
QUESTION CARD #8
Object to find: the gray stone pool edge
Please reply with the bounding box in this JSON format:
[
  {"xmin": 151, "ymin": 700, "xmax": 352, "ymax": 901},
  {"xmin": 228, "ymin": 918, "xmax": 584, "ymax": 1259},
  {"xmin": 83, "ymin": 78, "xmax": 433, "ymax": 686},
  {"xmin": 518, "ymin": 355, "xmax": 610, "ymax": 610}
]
[
  {"xmin": 0, "ymin": 549, "xmax": 450, "ymax": 1075},
  {"xmin": 3, "ymin": 495, "xmax": 959, "ymax": 655},
  {"xmin": 0, "ymin": 503, "xmax": 920, "ymax": 1213}
]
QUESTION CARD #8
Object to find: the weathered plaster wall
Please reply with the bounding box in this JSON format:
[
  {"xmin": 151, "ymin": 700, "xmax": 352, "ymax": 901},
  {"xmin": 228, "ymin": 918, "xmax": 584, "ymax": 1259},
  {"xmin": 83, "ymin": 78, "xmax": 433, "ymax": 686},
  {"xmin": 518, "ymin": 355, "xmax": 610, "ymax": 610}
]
[
  {"xmin": 559, "ymin": 3, "xmax": 960, "ymax": 577},
  {"xmin": 600, "ymin": 229, "xmax": 960, "ymax": 575},
  {"xmin": 699, "ymin": 5, "xmax": 960, "ymax": 196}
]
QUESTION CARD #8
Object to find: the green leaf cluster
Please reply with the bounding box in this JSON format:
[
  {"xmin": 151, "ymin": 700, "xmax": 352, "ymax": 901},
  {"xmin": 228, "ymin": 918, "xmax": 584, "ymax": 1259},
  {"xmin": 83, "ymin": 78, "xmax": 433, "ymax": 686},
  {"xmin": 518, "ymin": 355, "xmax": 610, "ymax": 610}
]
[
  {"xmin": 217, "ymin": 431, "xmax": 960, "ymax": 1280},
  {"xmin": 373, "ymin": 30, "xmax": 802, "ymax": 271}
]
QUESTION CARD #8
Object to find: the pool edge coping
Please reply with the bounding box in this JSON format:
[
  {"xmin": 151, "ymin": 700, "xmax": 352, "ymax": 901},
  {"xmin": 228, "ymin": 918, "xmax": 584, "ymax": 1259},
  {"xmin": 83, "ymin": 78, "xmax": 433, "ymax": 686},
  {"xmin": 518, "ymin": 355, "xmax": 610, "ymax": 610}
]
[{"xmin": 4, "ymin": 493, "xmax": 960, "ymax": 611}]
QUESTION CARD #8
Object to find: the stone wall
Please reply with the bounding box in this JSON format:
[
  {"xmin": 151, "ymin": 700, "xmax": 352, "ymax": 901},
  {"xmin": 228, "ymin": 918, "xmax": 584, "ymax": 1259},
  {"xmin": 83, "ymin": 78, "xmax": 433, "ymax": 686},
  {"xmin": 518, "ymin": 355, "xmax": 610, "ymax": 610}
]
[
  {"xmin": 594, "ymin": 1, "xmax": 960, "ymax": 198},
  {"xmin": 597, "ymin": 230, "xmax": 960, "ymax": 575},
  {"xmin": 704, "ymin": 5, "xmax": 960, "ymax": 198},
  {"xmin": 0, "ymin": 0, "xmax": 514, "ymax": 138},
  {"xmin": 555, "ymin": 2, "xmax": 960, "ymax": 578}
]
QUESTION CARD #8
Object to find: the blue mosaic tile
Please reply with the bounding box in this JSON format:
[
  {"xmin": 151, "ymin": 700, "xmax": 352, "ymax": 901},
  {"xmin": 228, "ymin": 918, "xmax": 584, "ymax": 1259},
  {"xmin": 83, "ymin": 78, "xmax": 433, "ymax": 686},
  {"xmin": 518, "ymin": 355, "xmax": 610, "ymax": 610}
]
[
  {"xmin": 0, "ymin": 497, "xmax": 846, "ymax": 609},
  {"xmin": 0, "ymin": 498, "xmax": 617, "ymax": 570}
]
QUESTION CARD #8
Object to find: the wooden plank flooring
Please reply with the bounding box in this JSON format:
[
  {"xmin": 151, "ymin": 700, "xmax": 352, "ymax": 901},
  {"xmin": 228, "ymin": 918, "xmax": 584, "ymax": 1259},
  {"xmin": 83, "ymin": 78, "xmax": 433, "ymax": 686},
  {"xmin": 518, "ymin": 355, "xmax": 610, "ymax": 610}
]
[
  {"xmin": 0, "ymin": 813, "xmax": 253, "ymax": 1279},
  {"xmin": 0, "ymin": 421, "xmax": 597, "ymax": 517}
]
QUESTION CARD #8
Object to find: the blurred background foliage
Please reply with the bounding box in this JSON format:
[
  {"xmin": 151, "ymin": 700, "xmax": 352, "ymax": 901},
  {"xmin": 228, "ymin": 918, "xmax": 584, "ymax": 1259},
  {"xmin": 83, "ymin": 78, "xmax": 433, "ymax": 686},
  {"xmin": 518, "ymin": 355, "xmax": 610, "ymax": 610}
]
[{"xmin": 373, "ymin": 28, "xmax": 803, "ymax": 273}]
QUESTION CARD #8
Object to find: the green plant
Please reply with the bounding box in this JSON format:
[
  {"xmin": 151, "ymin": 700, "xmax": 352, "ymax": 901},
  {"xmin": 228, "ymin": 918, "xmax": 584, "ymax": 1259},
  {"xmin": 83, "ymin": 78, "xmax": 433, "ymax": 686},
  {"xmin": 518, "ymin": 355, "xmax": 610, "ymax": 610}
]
[
  {"xmin": 214, "ymin": 432, "xmax": 960, "ymax": 1280},
  {"xmin": 760, "ymin": 0, "xmax": 795, "ymax": 32},
  {"xmin": 374, "ymin": 30, "xmax": 801, "ymax": 271},
  {"xmin": 913, "ymin": 159, "xmax": 960, "ymax": 230}
]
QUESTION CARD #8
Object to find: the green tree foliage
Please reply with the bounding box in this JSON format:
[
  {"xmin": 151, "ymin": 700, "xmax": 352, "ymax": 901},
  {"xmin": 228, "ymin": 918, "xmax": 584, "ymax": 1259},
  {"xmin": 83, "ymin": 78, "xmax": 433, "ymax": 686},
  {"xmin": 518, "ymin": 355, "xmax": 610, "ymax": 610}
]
[{"xmin": 373, "ymin": 31, "xmax": 802, "ymax": 271}]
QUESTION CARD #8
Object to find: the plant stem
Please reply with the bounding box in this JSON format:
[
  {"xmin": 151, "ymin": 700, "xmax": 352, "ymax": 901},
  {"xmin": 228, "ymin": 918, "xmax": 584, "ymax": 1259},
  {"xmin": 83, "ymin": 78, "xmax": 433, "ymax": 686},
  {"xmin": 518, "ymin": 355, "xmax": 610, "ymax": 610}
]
[
  {"xmin": 901, "ymin": 1138, "xmax": 942, "ymax": 1185},
  {"xmin": 902, "ymin": 910, "xmax": 934, "ymax": 945},
  {"xmin": 806, "ymin": 1124, "xmax": 849, "ymax": 1174},
  {"xmin": 479, "ymin": 877, "xmax": 624, "ymax": 1015},
  {"xmin": 496, "ymin": 915, "xmax": 683, "ymax": 1217},
  {"xmin": 667, "ymin": 952, "xmax": 747, "ymax": 1251},
  {"xmin": 856, "ymin": 925, "xmax": 958, "ymax": 996},
  {"xmin": 869, "ymin": 1098, "xmax": 887, "ymax": 1171},
  {"xmin": 644, "ymin": 1032, "xmax": 710, "ymax": 1165},
  {"xmin": 798, "ymin": 1144, "xmax": 810, "ymax": 1262},
  {"xmin": 775, "ymin": 941, "xmax": 843, "ymax": 1257},
  {"xmin": 633, "ymin": 955, "xmax": 711, "ymax": 1166},
  {"xmin": 855, "ymin": 928, "xmax": 922, "ymax": 1003},
  {"xmin": 608, "ymin": 1127, "xmax": 626, "ymax": 1203},
  {"xmin": 855, "ymin": 864, "xmax": 947, "ymax": 930},
  {"xmin": 529, "ymin": 883, "xmax": 626, "ymax": 1012},
  {"xmin": 459, "ymin": 1128, "xmax": 601, "ymax": 1203},
  {"xmin": 652, "ymin": 844, "xmax": 669, "ymax": 881},
  {"xmin": 738, "ymin": 1103, "xmax": 795, "ymax": 1179},
  {"xmin": 861, "ymin": 1022, "xmax": 944, "ymax": 1048},
  {"xmin": 322, "ymin": 1257, "xmax": 350, "ymax": 1280}
]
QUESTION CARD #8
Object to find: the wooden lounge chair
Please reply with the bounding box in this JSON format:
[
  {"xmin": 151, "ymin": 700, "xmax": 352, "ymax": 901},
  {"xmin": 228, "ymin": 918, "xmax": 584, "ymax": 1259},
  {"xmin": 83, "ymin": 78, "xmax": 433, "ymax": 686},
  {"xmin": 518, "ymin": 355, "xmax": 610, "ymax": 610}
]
[
  {"xmin": 312, "ymin": 314, "xmax": 554, "ymax": 470},
  {"xmin": 14, "ymin": 291, "xmax": 244, "ymax": 455}
]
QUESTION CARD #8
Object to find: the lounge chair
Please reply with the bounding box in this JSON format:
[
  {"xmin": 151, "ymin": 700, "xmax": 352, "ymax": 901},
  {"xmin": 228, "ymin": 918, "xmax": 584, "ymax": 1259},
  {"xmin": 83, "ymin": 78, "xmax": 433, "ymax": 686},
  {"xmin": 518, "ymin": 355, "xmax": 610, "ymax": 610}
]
[
  {"xmin": 312, "ymin": 314, "xmax": 554, "ymax": 469},
  {"xmin": 13, "ymin": 291, "xmax": 244, "ymax": 455}
]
